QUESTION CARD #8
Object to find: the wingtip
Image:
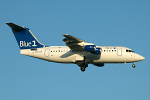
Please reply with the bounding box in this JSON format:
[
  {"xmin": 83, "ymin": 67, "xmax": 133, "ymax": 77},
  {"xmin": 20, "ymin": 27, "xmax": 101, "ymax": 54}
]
[
  {"xmin": 6, "ymin": 22, "xmax": 13, "ymax": 25},
  {"xmin": 6, "ymin": 22, "xmax": 11, "ymax": 25},
  {"xmin": 62, "ymin": 34, "xmax": 69, "ymax": 36}
]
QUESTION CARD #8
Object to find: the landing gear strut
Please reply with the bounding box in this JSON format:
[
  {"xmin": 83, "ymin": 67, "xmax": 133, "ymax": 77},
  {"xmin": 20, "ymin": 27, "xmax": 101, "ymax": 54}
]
[
  {"xmin": 132, "ymin": 62, "xmax": 136, "ymax": 68},
  {"xmin": 77, "ymin": 56, "xmax": 88, "ymax": 72}
]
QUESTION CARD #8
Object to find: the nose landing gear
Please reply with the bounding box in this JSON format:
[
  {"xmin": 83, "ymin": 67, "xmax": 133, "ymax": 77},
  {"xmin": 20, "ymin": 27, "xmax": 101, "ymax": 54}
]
[{"xmin": 132, "ymin": 62, "xmax": 136, "ymax": 68}]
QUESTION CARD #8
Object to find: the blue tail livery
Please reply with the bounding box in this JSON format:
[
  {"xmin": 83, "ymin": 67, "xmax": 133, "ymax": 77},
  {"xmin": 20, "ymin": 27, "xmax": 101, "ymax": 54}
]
[{"xmin": 6, "ymin": 22, "xmax": 45, "ymax": 49}]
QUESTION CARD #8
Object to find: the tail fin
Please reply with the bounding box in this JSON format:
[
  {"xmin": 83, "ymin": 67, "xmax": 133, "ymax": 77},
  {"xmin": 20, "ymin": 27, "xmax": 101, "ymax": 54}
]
[{"xmin": 6, "ymin": 23, "xmax": 46, "ymax": 49}]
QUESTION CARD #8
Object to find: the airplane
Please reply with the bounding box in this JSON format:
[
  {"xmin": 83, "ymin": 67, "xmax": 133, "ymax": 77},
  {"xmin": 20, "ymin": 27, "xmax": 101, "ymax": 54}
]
[{"xmin": 6, "ymin": 22, "xmax": 145, "ymax": 72}]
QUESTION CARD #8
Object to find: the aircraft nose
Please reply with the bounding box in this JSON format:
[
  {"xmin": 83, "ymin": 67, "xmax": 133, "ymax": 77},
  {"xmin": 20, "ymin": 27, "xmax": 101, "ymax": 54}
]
[
  {"xmin": 140, "ymin": 56, "xmax": 145, "ymax": 60},
  {"xmin": 138, "ymin": 55, "xmax": 145, "ymax": 61}
]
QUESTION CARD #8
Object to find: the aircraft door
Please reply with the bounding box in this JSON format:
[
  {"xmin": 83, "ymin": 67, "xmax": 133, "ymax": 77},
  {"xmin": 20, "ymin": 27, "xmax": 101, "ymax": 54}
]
[
  {"xmin": 117, "ymin": 48, "xmax": 122, "ymax": 56},
  {"xmin": 45, "ymin": 49, "xmax": 50, "ymax": 57}
]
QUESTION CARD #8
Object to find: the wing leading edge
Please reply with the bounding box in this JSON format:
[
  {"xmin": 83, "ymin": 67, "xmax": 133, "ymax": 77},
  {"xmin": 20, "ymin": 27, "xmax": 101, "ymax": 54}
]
[{"xmin": 62, "ymin": 34, "xmax": 101, "ymax": 54}]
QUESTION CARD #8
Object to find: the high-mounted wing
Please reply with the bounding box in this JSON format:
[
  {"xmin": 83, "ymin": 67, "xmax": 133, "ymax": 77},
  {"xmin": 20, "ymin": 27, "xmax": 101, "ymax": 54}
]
[
  {"xmin": 63, "ymin": 34, "xmax": 83, "ymax": 43},
  {"xmin": 63, "ymin": 34, "xmax": 85, "ymax": 48},
  {"xmin": 62, "ymin": 34, "xmax": 102, "ymax": 54}
]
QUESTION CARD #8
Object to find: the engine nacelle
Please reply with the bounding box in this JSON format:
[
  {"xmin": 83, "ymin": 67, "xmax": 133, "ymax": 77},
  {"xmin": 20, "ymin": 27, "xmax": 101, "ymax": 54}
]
[
  {"xmin": 93, "ymin": 63, "xmax": 104, "ymax": 67},
  {"xmin": 84, "ymin": 45, "xmax": 101, "ymax": 54}
]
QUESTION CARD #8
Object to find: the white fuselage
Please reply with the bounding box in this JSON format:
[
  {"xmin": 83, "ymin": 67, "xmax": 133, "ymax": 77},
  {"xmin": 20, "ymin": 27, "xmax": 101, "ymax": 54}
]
[{"xmin": 20, "ymin": 46, "xmax": 144, "ymax": 64}]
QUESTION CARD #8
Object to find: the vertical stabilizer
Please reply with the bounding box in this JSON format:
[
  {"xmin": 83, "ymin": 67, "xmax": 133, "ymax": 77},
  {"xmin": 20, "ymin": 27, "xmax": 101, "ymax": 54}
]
[{"xmin": 6, "ymin": 23, "xmax": 46, "ymax": 49}]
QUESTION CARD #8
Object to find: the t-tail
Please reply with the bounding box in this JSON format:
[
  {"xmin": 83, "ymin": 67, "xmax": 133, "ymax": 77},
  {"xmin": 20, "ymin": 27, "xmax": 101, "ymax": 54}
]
[{"xmin": 6, "ymin": 23, "xmax": 46, "ymax": 49}]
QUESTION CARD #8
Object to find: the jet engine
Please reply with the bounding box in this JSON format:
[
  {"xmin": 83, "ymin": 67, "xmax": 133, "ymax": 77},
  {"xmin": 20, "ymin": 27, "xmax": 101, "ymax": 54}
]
[
  {"xmin": 84, "ymin": 45, "xmax": 101, "ymax": 54},
  {"xmin": 93, "ymin": 63, "xmax": 104, "ymax": 67}
]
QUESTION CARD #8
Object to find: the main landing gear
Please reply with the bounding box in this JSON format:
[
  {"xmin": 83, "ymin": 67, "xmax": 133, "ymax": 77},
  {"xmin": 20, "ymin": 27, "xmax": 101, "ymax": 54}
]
[
  {"xmin": 132, "ymin": 62, "xmax": 136, "ymax": 68},
  {"xmin": 77, "ymin": 61, "xmax": 88, "ymax": 72},
  {"xmin": 80, "ymin": 66, "xmax": 86, "ymax": 72},
  {"xmin": 77, "ymin": 56, "xmax": 88, "ymax": 72}
]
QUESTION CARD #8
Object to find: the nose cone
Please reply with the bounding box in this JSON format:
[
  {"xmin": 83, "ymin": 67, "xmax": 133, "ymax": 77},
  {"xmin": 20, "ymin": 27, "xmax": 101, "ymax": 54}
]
[
  {"xmin": 140, "ymin": 56, "xmax": 145, "ymax": 61},
  {"xmin": 137, "ymin": 55, "xmax": 145, "ymax": 61}
]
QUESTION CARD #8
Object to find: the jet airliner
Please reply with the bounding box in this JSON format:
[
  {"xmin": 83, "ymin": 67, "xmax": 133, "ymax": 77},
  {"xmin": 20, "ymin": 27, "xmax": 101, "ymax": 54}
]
[{"xmin": 6, "ymin": 23, "xmax": 145, "ymax": 72}]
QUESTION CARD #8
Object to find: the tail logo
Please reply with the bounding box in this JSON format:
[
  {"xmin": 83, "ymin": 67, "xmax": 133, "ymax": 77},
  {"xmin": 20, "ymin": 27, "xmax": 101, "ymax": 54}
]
[
  {"xmin": 6, "ymin": 23, "xmax": 45, "ymax": 49},
  {"xmin": 20, "ymin": 41, "xmax": 37, "ymax": 47}
]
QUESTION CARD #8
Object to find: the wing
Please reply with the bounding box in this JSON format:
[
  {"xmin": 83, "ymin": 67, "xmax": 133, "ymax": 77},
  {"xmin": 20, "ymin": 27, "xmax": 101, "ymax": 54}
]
[
  {"xmin": 62, "ymin": 34, "xmax": 101, "ymax": 54},
  {"xmin": 63, "ymin": 34, "xmax": 85, "ymax": 48},
  {"xmin": 63, "ymin": 34, "xmax": 83, "ymax": 43}
]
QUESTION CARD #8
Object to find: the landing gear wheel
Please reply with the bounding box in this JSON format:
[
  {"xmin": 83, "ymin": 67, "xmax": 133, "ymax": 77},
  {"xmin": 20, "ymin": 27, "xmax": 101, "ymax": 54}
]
[
  {"xmin": 132, "ymin": 64, "xmax": 136, "ymax": 68},
  {"xmin": 80, "ymin": 67, "xmax": 85, "ymax": 72}
]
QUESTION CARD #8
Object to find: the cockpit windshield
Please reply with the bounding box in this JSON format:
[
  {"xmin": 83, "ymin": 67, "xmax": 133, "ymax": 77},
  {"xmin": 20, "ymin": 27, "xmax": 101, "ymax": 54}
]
[{"xmin": 126, "ymin": 49, "xmax": 134, "ymax": 53}]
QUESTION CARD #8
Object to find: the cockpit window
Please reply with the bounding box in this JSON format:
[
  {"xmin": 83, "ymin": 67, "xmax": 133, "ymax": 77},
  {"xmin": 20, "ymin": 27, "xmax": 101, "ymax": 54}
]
[{"xmin": 126, "ymin": 49, "xmax": 134, "ymax": 52}]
